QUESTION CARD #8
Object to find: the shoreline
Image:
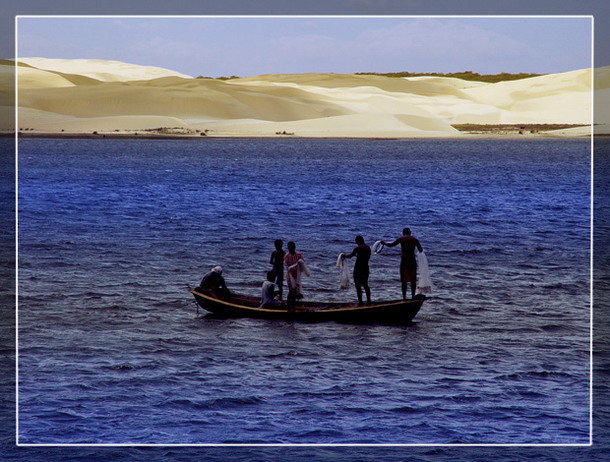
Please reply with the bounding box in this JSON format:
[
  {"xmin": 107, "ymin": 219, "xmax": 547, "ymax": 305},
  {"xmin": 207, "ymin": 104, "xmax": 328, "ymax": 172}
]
[
  {"xmin": 6, "ymin": 124, "xmax": 596, "ymax": 141},
  {"xmin": 8, "ymin": 131, "xmax": 598, "ymax": 141}
]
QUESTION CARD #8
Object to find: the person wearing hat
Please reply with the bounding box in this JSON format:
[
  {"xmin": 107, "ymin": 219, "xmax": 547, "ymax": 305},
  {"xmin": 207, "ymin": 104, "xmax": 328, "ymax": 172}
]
[{"xmin": 198, "ymin": 265, "xmax": 231, "ymax": 299}]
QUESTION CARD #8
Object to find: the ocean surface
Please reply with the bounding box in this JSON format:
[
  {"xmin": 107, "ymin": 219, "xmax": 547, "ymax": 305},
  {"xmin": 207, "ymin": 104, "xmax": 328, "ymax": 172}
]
[{"xmin": 6, "ymin": 137, "xmax": 608, "ymax": 459}]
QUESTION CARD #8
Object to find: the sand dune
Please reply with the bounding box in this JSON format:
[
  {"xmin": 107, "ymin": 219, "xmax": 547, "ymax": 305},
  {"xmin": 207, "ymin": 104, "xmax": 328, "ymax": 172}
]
[
  {"xmin": 594, "ymin": 66, "xmax": 610, "ymax": 135},
  {"xmin": 461, "ymin": 69, "xmax": 592, "ymax": 124},
  {"xmin": 5, "ymin": 58, "xmax": 601, "ymax": 137},
  {"xmin": 18, "ymin": 58, "xmax": 193, "ymax": 82},
  {"xmin": 196, "ymin": 113, "xmax": 458, "ymax": 138}
]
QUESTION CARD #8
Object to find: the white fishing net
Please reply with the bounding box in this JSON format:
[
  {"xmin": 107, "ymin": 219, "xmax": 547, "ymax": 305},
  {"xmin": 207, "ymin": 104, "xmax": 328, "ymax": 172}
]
[
  {"xmin": 336, "ymin": 253, "xmax": 350, "ymax": 290},
  {"xmin": 416, "ymin": 250, "xmax": 433, "ymax": 294}
]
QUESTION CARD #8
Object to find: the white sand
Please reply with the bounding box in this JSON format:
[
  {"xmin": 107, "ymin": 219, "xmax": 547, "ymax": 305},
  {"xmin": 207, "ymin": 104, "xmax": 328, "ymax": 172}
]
[
  {"xmin": 18, "ymin": 58, "xmax": 193, "ymax": 82},
  {"xmin": 4, "ymin": 58, "xmax": 602, "ymax": 137}
]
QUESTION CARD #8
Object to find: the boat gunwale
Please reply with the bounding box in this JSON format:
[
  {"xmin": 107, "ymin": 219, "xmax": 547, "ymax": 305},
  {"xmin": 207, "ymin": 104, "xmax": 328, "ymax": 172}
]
[{"xmin": 191, "ymin": 289, "xmax": 424, "ymax": 314}]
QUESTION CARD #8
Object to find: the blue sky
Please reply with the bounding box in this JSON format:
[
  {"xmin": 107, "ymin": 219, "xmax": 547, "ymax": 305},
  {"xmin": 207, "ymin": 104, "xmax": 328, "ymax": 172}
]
[{"xmin": 16, "ymin": 16, "xmax": 593, "ymax": 77}]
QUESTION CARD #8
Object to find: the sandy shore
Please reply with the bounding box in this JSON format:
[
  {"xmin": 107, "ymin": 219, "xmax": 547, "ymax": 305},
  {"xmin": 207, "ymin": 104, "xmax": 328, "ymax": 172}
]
[
  {"xmin": 12, "ymin": 124, "xmax": 602, "ymax": 140},
  {"xmin": 4, "ymin": 58, "xmax": 608, "ymax": 138}
]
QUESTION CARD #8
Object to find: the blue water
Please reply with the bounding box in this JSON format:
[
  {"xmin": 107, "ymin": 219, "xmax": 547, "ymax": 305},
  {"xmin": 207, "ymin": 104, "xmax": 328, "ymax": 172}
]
[{"xmin": 14, "ymin": 138, "xmax": 593, "ymax": 448}]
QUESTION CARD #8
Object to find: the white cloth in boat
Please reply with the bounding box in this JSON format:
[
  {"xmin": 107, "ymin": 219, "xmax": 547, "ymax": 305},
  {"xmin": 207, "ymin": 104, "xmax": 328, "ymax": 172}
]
[
  {"xmin": 336, "ymin": 253, "xmax": 350, "ymax": 290},
  {"xmin": 416, "ymin": 249, "xmax": 433, "ymax": 294}
]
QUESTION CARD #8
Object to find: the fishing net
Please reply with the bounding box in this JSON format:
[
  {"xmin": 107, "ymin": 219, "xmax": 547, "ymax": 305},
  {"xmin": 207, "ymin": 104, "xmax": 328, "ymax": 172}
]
[
  {"xmin": 336, "ymin": 253, "xmax": 350, "ymax": 290},
  {"xmin": 416, "ymin": 250, "xmax": 433, "ymax": 294}
]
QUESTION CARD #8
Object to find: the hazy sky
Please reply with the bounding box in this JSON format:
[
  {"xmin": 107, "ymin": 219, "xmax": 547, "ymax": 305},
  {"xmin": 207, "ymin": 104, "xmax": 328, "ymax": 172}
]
[{"xmin": 16, "ymin": 16, "xmax": 592, "ymax": 77}]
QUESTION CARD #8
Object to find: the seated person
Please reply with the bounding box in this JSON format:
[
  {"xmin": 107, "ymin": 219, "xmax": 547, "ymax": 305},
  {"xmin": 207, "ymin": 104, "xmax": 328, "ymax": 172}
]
[
  {"xmin": 260, "ymin": 270, "xmax": 282, "ymax": 308},
  {"xmin": 198, "ymin": 266, "xmax": 230, "ymax": 299}
]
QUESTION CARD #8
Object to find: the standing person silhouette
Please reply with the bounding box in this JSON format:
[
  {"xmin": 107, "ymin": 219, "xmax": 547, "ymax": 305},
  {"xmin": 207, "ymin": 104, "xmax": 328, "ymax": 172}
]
[
  {"xmin": 269, "ymin": 239, "xmax": 286, "ymax": 300},
  {"xmin": 382, "ymin": 228, "xmax": 423, "ymax": 300},
  {"xmin": 343, "ymin": 235, "xmax": 372, "ymax": 305}
]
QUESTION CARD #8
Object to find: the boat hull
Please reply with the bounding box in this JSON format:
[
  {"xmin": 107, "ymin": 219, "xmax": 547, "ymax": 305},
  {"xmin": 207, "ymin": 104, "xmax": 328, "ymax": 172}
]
[{"xmin": 191, "ymin": 289, "xmax": 424, "ymax": 324}]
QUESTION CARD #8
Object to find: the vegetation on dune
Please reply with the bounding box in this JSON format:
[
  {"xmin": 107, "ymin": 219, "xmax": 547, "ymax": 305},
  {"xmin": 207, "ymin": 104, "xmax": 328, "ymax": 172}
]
[
  {"xmin": 196, "ymin": 75, "xmax": 240, "ymax": 80},
  {"xmin": 355, "ymin": 71, "xmax": 544, "ymax": 83},
  {"xmin": 194, "ymin": 71, "xmax": 543, "ymax": 83},
  {"xmin": 452, "ymin": 123, "xmax": 589, "ymax": 134}
]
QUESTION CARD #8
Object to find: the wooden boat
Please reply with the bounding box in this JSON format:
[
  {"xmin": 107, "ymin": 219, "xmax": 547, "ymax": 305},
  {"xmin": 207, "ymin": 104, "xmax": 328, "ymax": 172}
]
[{"xmin": 191, "ymin": 288, "xmax": 425, "ymax": 324}]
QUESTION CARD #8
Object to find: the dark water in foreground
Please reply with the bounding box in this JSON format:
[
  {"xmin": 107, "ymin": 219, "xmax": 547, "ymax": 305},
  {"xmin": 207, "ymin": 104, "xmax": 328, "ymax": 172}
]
[{"xmin": 4, "ymin": 137, "xmax": 607, "ymax": 459}]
